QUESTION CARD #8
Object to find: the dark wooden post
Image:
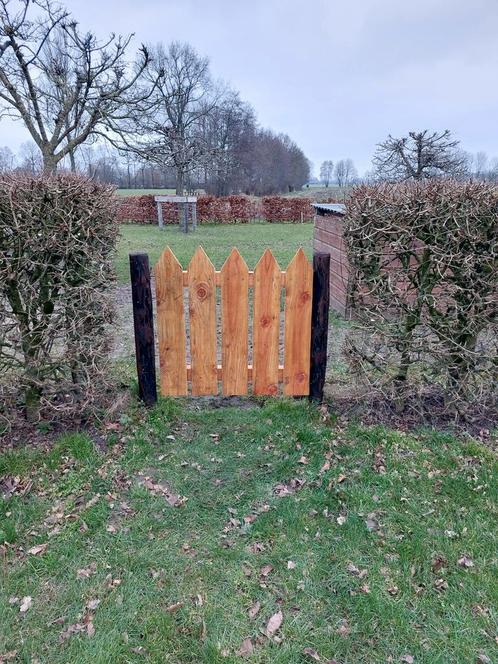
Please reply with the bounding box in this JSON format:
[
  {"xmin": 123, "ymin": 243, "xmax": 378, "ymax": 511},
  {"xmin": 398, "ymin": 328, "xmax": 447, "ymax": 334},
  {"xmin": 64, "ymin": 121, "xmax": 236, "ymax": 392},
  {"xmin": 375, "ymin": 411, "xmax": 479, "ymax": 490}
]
[
  {"xmin": 309, "ymin": 252, "xmax": 331, "ymax": 402},
  {"xmin": 129, "ymin": 252, "xmax": 158, "ymax": 406}
]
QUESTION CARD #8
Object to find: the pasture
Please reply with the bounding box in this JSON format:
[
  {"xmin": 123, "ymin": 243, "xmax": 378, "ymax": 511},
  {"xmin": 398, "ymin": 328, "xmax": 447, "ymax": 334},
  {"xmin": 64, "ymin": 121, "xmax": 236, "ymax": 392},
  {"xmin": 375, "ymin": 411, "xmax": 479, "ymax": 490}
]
[{"xmin": 115, "ymin": 222, "xmax": 314, "ymax": 284}]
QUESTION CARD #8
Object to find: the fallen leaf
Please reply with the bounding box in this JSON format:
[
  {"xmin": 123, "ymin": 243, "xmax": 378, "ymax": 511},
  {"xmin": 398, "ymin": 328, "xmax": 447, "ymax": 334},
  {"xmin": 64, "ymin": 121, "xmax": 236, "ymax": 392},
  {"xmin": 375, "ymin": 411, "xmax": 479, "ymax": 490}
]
[
  {"xmin": 336, "ymin": 618, "xmax": 350, "ymax": 636},
  {"xmin": 400, "ymin": 656, "xmax": 414, "ymax": 663},
  {"xmin": 365, "ymin": 513, "xmax": 379, "ymax": 532},
  {"xmin": 476, "ymin": 654, "xmax": 491, "ymax": 664},
  {"xmin": 77, "ymin": 562, "xmax": 97, "ymax": 579},
  {"xmin": 387, "ymin": 585, "xmax": 399, "ymax": 596},
  {"xmin": 266, "ymin": 610, "xmax": 283, "ymax": 636},
  {"xmin": 27, "ymin": 543, "xmax": 48, "ymax": 556},
  {"xmin": 19, "ymin": 596, "xmax": 32, "ymax": 613},
  {"xmin": 298, "ymin": 456, "xmax": 309, "ymax": 465},
  {"xmin": 86, "ymin": 622, "xmax": 95, "ymax": 638},
  {"xmin": 433, "ymin": 578, "xmax": 448, "ymax": 592},
  {"xmin": 86, "ymin": 599, "xmax": 100, "ymax": 611},
  {"xmin": 336, "ymin": 515, "xmax": 347, "ymax": 526},
  {"xmin": 236, "ymin": 638, "xmax": 254, "ymax": 657},
  {"xmin": 319, "ymin": 461, "xmax": 331, "ymax": 475},
  {"xmin": 248, "ymin": 601, "xmax": 260, "ymax": 619},
  {"xmin": 303, "ymin": 647, "xmax": 321, "ymax": 661},
  {"xmin": 165, "ymin": 601, "xmax": 184, "ymax": 613},
  {"xmin": 260, "ymin": 564, "xmax": 273, "ymax": 577},
  {"xmin": 457, "ymin": 555, "xmax": 474, "ymax": 568},
  {"xmin": 287, "ymin": 560, "xmax": 296, "ymax": 569}
]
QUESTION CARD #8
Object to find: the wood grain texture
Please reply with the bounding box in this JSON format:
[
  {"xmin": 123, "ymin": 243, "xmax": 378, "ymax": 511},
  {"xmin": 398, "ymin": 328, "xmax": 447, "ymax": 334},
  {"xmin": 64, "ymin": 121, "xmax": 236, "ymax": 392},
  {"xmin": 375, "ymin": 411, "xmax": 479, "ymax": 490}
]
[
  {"xmin": 221, "ymin": 248, "xmax": 248, "ymax": 395},
  {"xmin": 188, "ymin": 246, "xmax": 218, "ymax": 395},
  {"xmin": 155, "ymin": 247, "xmax": 187, "ymax": 396},
  {"xmin": 253, "ymin": 249, "xmax": 281, "ymax": 395},
  {"xmin": 283, "ymin": 248, "xmax": 313, "ymax": 395}
]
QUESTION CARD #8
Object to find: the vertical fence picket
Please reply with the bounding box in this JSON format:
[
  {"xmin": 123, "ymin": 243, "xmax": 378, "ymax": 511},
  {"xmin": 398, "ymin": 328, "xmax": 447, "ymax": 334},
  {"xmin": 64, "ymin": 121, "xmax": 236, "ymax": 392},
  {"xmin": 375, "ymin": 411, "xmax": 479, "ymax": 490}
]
[
  {"xmin": 155, "ymin": 247, "xmax": 187, "ymax": 396},
  {"xmin": 188, "ymin": 247, "xmax": 217, "ymax": 395},
  {"xmin": 283, "ymin": 248, "xmax": 313, "ymax": 395},
  {"xmin": 253, "ymin": 249, "xmax": 281, "ymax": 395},
  {"xmin": 221, "ymin": 248, "xmax": 249, "ymax": 395},
  {"xmin": 129, "ymin": 252, "xmax": 157, "ymax": 405}
]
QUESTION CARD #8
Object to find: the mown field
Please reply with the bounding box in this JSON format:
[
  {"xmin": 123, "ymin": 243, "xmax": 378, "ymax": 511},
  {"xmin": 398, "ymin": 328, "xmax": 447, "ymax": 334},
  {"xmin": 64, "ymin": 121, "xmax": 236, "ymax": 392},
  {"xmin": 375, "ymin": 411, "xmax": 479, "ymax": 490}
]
[
  {"xmin": 115, "ymin": 222, "xmax": 314, "ymax": 284},
  {"xmin": 1, "ymin": 399, "xmax": 497, "ymax": 663}
]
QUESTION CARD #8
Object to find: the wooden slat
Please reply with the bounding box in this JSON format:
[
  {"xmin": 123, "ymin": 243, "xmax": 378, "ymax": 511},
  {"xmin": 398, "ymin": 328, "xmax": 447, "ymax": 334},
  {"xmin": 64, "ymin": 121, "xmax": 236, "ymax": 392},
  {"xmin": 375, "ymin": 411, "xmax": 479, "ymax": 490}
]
[
  {"xmin": 283, "ymin": 248, "xmax": 313, "ymax": 395},
  {"xmin": 155, "ymin": 247, "xmax": 187, "ymax": 396},
  {"xmin": 188, "ymin": 246, "xmax": 217, "ymax": 395},
  {"xmin": 221, "ymin": 248, "xmax": 248, "ymax": 395},
  {"xmin": 253, "ymin": 249, "xmax": 281, "ymax": 395}
]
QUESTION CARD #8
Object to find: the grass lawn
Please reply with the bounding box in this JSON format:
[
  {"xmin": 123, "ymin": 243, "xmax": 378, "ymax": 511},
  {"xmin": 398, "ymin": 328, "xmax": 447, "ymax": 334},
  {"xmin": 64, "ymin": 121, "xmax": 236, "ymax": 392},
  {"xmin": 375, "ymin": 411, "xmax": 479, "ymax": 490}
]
[
  {"xmin": 116, "ymin": 188, "xmax": 177, "ymax": 197},
  {"xmin": 1, "ymin": 398, "xmax": 497, "ymax": 663},
  {"xmin": 116, "ymin": 223, "xmax": 314, "ymax": 284}
]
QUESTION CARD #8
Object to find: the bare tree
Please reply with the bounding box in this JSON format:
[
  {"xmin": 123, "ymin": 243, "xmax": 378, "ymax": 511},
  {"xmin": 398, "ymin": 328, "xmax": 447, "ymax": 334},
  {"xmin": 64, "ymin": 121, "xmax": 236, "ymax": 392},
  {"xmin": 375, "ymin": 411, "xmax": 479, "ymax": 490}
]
[
  {"xmin": 0, "ymin": 144, "xmax": 14, "ymax": 171},
  {"xmin": 0, "ymin": 0, "xmax": 149, "ymax": 173},
  {"xmin": 319, "ymin": 160, "xmax": 334, "ymax": 187},
  {"xmin": 373, "ymin": 130, "xmax": 466, "ymax": 181},
  {"xmin": 335, "ymin": 158, "xmax": 357, "ymax": 187},
  {"xmin": 119, "ymin": 41, "xmax": 217, "ymax": 195},
  {"xmin": 17, "ymin": 140, "xmax": 42, "ymax": 173},
  {"xmin": 474, "ymin": 151, "xmax": 488, "ymax": 179}
]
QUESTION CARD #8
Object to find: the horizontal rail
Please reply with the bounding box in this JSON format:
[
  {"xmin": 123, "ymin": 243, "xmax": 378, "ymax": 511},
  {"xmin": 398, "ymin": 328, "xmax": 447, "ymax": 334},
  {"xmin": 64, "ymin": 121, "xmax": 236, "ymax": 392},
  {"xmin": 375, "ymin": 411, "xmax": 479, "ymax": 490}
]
[{"xmin": 181, "ymin": 270, "xmax": 286, "ymax": 288}]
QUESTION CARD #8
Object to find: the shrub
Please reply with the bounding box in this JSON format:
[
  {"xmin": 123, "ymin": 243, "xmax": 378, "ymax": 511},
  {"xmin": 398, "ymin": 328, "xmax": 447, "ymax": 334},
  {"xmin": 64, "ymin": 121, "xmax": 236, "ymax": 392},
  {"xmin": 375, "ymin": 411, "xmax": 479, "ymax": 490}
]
[
  {"xmin": 343, "ymin": 179, "xmax": 498, "ymax": 417},
  {"xmin": 0, "ymin": 173, "xmax": 119, "ymax": 422}
]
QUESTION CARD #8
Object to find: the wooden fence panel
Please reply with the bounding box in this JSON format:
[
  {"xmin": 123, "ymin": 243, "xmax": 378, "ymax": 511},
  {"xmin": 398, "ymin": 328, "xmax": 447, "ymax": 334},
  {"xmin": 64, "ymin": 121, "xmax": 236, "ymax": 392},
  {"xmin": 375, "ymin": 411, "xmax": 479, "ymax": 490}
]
[
  {"xmin": 188, "ymin": 247, "xmax": 217, "ymax": 395},
  {"xmin": 155, "ymin": 247, "xmax": 187, "ymax": 396},
  {"xmin": 283, "ymin": 248, "xmax": 313, "ymax": 395},
  {"xmin": 253, "ymin": 249, "xmax": 281, "ymax": 395},
  {"xmin": 221, "ymin": 248, "xmax": 249, "ymax": 395}
]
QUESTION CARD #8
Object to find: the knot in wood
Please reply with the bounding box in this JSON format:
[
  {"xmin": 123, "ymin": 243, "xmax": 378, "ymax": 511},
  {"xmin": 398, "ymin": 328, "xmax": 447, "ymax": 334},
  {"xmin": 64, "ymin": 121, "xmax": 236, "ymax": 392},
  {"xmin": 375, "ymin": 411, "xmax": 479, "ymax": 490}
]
[
  {"xmin": 260, "ymin": 315, "xmax": 271, "ymax": 328},
  {"xmin": 196, "ymin": 282, "xmax": 209, "ymax": 301},
  {"xmin": 300, "ymin": 291, "xmax": 311, "ymax": 304}
]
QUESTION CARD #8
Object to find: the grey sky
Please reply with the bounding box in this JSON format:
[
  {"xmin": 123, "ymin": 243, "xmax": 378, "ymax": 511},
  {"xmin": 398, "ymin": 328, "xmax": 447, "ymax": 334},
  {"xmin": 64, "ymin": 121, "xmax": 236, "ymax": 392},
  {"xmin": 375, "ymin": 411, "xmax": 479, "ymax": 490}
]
[{"xmin": 2, "ymin": 0, "xmax": 498, "ymax": 175}]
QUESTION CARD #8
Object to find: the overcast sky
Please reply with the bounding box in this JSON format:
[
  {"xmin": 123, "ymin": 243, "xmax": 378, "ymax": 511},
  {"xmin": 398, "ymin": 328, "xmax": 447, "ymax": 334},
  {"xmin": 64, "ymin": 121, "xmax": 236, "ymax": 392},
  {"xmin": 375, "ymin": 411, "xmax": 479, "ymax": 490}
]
[{"xmin": 2, "ymin": 0, "xmax": 498, "ymax": 175}]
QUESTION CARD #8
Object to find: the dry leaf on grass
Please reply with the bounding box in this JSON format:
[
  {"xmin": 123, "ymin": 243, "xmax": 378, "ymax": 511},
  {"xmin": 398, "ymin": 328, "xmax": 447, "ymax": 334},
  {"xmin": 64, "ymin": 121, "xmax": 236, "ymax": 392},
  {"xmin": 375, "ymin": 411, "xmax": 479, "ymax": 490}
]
[
  {"xmin": 165, "ymin": 601, "xmax": 184, "ymax": 613},
  {"xmin": 266, "ymin": 610, "xmax": 283, "ymax": 636},
  {"xmin": 400, "ymin": 655, "xmax": 415, "ymax": 663},
  {"xmin": 260, "ymin": 564, "xmax": 273, "ymax": 577},
  {"xmin": 77, "ymin": 562, "xmax": 97, "ymax": 579},
  {"xmin": 236, "ymin": 638, "xmax": 254, "ymax": 657},
  {"xmin": 287, "ymin": 560, "xmax": 296, "ymax": 569},
  {"xmin": 248, "ymin": 601, "xmax": 261, "ymax": 619},
  {"xmin": 27, "ymin": 543, "xmax": 48, "ymax": 556},
  {"xmin": 457, "ymin": 555, "xmax": 474, "ymax": 568},
  {"xmin": 303, "ymin": 647, "xmax": 321, "ymax": 660},
  {"xmin": 19, "ymin": 596, "xmax": 32, "ymax": 613}
]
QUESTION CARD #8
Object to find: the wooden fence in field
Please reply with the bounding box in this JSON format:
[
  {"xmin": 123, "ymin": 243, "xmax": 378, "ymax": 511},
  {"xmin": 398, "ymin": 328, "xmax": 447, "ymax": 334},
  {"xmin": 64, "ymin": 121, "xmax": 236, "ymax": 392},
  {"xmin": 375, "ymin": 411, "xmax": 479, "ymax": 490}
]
[{"xmin": 129, "ymin": 247, "xmax": 331, "ymax": 404}]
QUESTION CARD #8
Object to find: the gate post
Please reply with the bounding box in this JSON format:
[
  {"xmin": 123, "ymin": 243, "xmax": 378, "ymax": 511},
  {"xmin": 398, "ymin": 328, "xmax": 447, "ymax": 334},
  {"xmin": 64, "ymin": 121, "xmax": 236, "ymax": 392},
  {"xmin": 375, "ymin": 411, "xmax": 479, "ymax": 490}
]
[
  {"xmin": 129, "ymin": 252, "xmax": 158, "ymax": 406},
  {"xmin": 309, "ymin": 252, "xmax": 330, "ymax": 402}
]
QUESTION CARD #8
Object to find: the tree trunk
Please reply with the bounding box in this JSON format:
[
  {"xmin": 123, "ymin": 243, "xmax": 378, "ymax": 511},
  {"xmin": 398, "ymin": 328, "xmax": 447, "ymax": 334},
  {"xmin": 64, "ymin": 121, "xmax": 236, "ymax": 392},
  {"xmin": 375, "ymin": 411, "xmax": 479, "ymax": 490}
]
[
  {"xmin": 68, "ymin": 148, "xmax": 76, "ymax": 173},
  {"xmin": 42, "ymin": 151, "xmax": 58, "ymax": 174},
  {"xmin": 176, "ymin": 168, "xmax": 185, "ymax": 195}
]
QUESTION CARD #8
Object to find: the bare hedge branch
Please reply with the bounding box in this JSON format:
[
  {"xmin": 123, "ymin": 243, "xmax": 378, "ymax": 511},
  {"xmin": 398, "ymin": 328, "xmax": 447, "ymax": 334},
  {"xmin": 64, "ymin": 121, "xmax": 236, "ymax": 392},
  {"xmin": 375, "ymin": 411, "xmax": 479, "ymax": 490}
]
[
  {"xmin": 343, "ymin": 179, "xmax": 498, "ymax": 419},
  {"xmin": 0, "ymin": 173, "xmax": 118, "ymax": 422}
]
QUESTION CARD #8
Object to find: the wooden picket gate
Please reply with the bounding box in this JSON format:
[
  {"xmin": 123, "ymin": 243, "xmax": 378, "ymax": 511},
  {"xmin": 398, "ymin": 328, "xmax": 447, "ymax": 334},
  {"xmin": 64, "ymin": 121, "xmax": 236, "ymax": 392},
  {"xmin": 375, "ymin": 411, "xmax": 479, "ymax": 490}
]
[{"xmin": 129, "ymin": 247, "xmax": 331, "ymax": 404}]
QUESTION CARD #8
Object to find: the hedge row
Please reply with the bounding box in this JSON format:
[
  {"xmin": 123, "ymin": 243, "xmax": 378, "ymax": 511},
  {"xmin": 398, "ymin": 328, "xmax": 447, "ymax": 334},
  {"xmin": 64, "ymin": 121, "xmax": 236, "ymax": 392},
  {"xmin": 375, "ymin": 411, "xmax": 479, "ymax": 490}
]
[{"xmin": 116, "ymin": 194, "xmax": 321, "ymax": 224}]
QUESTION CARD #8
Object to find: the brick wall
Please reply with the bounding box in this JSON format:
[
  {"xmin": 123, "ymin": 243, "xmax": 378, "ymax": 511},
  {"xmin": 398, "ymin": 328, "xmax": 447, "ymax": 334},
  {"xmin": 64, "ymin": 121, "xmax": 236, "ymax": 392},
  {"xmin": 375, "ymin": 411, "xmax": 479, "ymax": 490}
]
[{"xmin": 313, "ymin": 211, "xmax": 350, "ymax": 316}]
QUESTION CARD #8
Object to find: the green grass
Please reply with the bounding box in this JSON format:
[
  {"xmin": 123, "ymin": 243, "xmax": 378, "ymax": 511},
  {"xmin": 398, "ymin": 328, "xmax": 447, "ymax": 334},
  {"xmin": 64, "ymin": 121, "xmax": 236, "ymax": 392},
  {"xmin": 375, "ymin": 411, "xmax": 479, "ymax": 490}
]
[
  {"xmin": 116, "ymin": 222, "xmax": 313, "ymax": 284},
  {"xmin": 1, "ymin": 399, "xmax": 497, "ymax": 663},
  {"xmin": 116, "ymin": 188, "xmax": 177, "ymax": 196}
]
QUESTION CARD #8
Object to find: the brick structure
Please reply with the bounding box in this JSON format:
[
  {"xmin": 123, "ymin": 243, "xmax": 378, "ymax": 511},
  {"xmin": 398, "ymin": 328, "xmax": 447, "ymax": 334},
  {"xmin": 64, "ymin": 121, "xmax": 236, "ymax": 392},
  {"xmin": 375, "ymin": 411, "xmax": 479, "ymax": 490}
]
[{"xmin": 312, "ymin": 203, "xmax": 350, "ymax": 316}]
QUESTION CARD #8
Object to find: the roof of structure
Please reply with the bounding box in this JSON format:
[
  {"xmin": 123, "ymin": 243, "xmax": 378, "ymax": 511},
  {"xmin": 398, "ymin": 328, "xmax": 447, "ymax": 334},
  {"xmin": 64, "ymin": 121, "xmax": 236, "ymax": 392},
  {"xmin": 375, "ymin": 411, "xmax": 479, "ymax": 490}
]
[{"xmin": 312, "ymin": 203, "xmax": 346, "ymax": 215}]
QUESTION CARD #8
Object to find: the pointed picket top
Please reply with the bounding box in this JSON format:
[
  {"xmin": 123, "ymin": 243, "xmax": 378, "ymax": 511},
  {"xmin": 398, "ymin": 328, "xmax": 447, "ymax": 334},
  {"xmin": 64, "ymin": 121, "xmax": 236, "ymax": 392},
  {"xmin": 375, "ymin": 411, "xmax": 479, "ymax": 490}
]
[
  {"xmin": 283, "ymin": 247, "xmax": 312, "ymax": 396},
  {"xmin": 187, "ymin": 245, "xmax": 215, "ymax": 274},
  {"xmin": 188, "ymin": 245, "xmax": 217, "ymax": 396},
  {"xmin": 221, "ymin": 247, "xmax": 249, "ymax": 275},
  {"xmin": 155, "ymin": 245, "xmax": 183, "ymax": 277},
  {"xmin": 285, "ymin": 247, "xmax": 312, "ymax": 276},
  {"xmin": 254, "ymin": 247, "xmax": 281, "ymax": 275}
]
